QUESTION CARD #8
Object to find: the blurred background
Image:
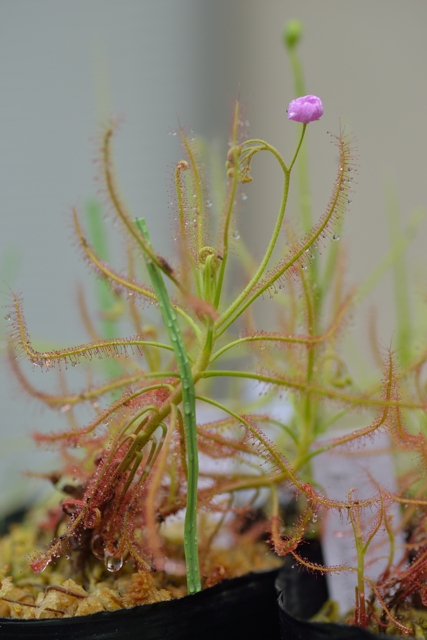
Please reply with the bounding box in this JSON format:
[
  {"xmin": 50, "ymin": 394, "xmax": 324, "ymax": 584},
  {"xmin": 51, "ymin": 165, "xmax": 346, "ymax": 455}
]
[{"xmin": 1, "ymin": 0, "xmax": 427, "ymax": 512}]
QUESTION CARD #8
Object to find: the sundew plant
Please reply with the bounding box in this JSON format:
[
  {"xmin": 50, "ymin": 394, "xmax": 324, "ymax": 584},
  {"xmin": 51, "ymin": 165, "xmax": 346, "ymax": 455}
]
[{"xmin": 6, "ymin": 22, "xmax": 427, "ymax": 633}]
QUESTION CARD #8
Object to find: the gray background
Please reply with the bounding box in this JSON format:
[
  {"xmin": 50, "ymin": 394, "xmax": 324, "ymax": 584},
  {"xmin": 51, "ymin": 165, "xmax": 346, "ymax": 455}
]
[{"xmin": 1, "ymin": 1, "xmax": 426, "ymax": 512}]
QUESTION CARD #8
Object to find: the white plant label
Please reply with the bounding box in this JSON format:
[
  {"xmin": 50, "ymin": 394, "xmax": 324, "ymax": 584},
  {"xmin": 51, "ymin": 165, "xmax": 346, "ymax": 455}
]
[{"xmin": 311, "ymin": 430, "xmax": 405, "ymax": 615}]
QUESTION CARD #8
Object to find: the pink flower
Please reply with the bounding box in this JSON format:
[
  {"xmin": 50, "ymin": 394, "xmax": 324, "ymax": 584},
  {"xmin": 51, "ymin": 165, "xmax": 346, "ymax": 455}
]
[{"xmin": 287, "ymin": 95, "xmax": 323, "ymax": 123}]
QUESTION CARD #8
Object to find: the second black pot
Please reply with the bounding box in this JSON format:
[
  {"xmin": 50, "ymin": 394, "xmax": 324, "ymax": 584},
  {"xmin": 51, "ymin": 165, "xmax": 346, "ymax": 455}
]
[{"xmin": 276, "ymin": 558, "xmax": 401, "ymax": 640}]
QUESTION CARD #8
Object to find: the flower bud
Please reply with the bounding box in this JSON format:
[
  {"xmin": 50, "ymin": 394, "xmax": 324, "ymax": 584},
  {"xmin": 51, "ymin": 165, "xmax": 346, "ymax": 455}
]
[
  {"xmin": 287, "ymin": 95, "xmax": 323, "ymax": 124},
  {"xmin": 283, "ymin": 20, "xmax": 303, "ymax": 50}
]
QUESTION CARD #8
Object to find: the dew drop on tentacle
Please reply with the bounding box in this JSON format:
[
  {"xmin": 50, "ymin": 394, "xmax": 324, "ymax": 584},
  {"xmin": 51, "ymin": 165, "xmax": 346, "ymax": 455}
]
[{"xmin": 105, "ymin": 553, "xmax": 124, "ymax": 572}]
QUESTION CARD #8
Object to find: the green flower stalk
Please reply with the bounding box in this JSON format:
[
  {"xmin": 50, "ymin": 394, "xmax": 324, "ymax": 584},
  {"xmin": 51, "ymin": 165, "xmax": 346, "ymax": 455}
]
[{"xmin": 135, "ymin": 217, "xmax": 201, "ymax": 594}]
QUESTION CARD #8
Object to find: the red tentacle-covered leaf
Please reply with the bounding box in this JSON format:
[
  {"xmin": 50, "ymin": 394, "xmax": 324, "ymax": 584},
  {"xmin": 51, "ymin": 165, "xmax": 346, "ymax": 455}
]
[
  {"xmin": 31, "ymin": 436, "xmax": 156, "ymax": 571},
  {"xmin": 197, "ymin": 421, "xmax": 251, "ymax": 459},
  {"xmin": 32, "ymin": 384, "xmax": 173, "ymax": 448}
]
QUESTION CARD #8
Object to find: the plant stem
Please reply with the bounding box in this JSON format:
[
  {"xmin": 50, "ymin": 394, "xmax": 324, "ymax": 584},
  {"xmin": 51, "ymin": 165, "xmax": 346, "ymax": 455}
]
[{"xmin": 135, "ymin": 217, "xmax": 201, "ymax": 594}]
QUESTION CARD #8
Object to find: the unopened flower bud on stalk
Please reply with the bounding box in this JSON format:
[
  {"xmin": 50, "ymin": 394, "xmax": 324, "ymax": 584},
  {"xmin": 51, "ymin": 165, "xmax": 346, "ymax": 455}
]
[
  {"xmin": 287, "ymin": 95, "xmax": 323, "ymax": 124},
  {"xmin": 283, "ymin": 19, "xmax": 303, "ymax": 50}
]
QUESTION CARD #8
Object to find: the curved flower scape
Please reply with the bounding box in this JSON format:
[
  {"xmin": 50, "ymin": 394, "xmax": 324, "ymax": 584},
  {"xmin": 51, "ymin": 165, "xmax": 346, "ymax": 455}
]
[{"xmin": 287, "ymin": 95, "xmax": 323, "ymax": 123}]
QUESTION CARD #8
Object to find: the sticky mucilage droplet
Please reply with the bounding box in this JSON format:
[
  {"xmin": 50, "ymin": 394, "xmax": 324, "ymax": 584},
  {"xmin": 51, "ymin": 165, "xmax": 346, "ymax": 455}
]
[{"xmin": 104, "ymin": 553, "xmax": 123, "ymax": 572}]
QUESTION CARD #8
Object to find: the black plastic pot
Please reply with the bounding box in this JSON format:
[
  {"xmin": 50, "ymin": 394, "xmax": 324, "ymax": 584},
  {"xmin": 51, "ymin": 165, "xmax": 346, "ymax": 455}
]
[
  {"xmin": 1, "ymin": 563, "xmax": 404, "ymax": 640},
  {"xmin": 0, "ymin": 529, "xmax": 403, "ymax": 640},
  {"xmin": 277, "ymin": 559, "xmax": 401, "ymax": 640},
  {"xmin": 0, "ymin": 567, "xmax": 282, "ymax": 640}
]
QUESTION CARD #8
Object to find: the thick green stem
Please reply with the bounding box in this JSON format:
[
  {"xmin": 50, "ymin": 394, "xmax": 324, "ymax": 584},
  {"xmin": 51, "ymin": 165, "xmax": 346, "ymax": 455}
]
[{"xmin": 135, "ymin": 217, "xmax": 201, "ymax": 594}]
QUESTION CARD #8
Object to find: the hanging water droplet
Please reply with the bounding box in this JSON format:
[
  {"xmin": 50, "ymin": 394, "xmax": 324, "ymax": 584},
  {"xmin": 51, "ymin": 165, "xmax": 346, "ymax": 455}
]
[
  {"xmin": 333, "ymin": 234, "xmax": 340, "ymax": 241},
  {"xmin": 4, "ymin": 313, "xmax": 11, "ymax": 321},
  {"xmin": 240, "ymin": 192, "xmax": 248, "ymax": 201},
  {"xmin": 347, "ymin": 200, "xmax": 352, "ymax": 204},
  {"xmin": 312, "ymin": 513, "xmax": 318, "ymax": 523},
  {"xmin": 105, "ymin": 553, "xmax": 123, "ymax": 572},
  {"xmin": 205, "ymin": 200, "xmax": 212, "ymax": 208},
  {"xmin": 301, "ymin": 264, "xmax": 307, "ymax": 270},
  {"xmin": 232, "ymin": 230, "xmax": 240, "ymax": 240}
]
